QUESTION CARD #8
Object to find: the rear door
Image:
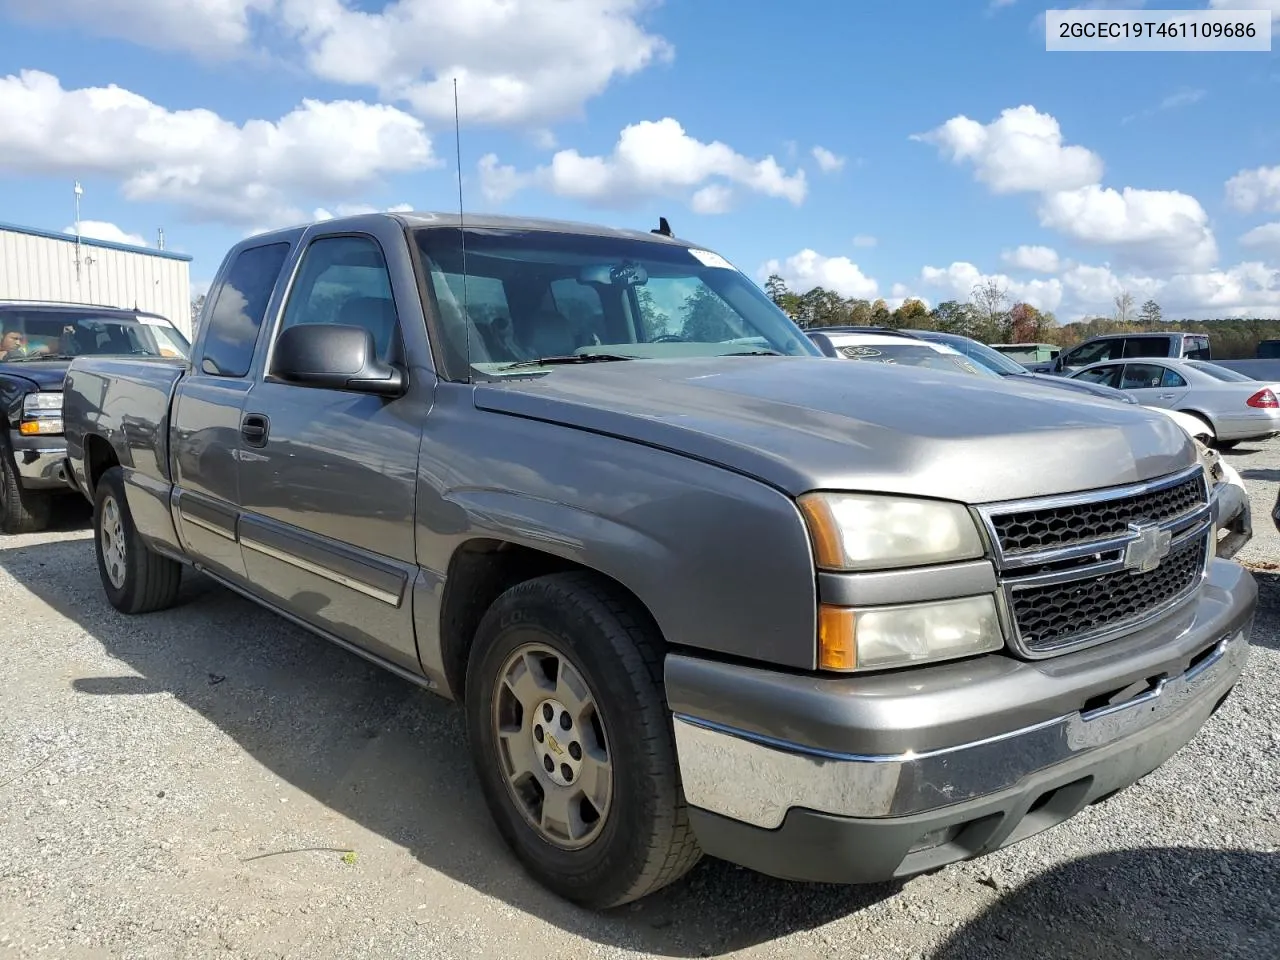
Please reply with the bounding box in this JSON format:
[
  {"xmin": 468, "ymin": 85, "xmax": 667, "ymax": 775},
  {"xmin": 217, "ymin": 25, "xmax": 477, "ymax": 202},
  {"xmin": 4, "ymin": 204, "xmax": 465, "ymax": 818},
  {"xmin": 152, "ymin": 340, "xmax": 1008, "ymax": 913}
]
[
  {"xmin": 171, "ymin": 241, "xmax": 291, "ymax": 581},
  {"xmin": 234, "ymin": 230, "xmax": 430, "ymax": 672},
  {"xmin": 1118, "ymin": 362, "xmax": 1190, "ymax": 408}
]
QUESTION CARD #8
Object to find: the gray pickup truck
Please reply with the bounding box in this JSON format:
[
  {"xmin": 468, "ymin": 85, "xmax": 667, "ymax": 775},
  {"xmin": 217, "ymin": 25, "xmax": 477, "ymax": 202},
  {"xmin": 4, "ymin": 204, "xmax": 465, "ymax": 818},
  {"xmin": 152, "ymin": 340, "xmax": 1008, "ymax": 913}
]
[{"xmin": 61, "ymin": 211, "xmax": 1256, "ymax": 909}]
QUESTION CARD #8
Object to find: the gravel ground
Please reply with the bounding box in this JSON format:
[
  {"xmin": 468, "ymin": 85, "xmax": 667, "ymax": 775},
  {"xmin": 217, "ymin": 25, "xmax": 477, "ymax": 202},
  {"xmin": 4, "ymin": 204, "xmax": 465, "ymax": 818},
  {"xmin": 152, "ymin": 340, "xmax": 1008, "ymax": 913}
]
[{"xmin": 2, "ymin": 451, "xmax": 1279, "ymax": 960}]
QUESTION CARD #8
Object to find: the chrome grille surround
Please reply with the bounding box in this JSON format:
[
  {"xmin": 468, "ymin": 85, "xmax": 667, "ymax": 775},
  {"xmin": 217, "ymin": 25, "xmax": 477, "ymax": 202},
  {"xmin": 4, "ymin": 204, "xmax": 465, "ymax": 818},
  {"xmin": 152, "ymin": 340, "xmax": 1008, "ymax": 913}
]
[{"xmin": 976, "ymin": 464, "xmax": 1213, "ymax": 659}]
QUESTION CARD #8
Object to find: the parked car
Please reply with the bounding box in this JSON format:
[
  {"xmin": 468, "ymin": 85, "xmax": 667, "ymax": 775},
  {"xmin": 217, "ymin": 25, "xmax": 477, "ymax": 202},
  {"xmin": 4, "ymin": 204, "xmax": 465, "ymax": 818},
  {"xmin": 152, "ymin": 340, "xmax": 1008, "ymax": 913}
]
[
  {"xmin": 61, "ymin": 211, "xmax": 1256, "ymax": 909},
  {"xmin": 0, "ymin": 300, "xmax": 189, "ymax": 533},
  {"xmin": 1044, "ymin": 329, "xmax": 1280, "ymax": 382},
  {"xmin": 1068, "ymin": 357, "xmax": 1280, "ymax": 448},
  {"xmin": 1147, "ymin": 408, "xmax": 1251, "ymax": 559},
  {"xmin": 906, "ymin": 329, "xmax": 1139, "ymax": 405},
  {"xmin": 990, "ymin": 342, "xmax": 1059, "ymax": 365},
  {"xmin": 805, "ymin": 328, "xmax": 993, "ymax": 376}
]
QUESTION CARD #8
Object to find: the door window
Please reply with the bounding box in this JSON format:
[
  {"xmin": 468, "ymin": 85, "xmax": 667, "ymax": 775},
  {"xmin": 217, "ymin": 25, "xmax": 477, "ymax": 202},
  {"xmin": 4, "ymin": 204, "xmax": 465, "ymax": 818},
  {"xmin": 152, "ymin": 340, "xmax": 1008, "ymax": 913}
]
[
  {"xmin": 1120, "ymin": 363, "xmax": 1166, "ymax": 389},
  {"xmin": 1161, "ymin": 367, "xmax": 1188, "ymax": 388},
  {"xmin": 278, "ymin": 236, "xmax": 400, "ymax": 362},
  {"xmin": 1063, "ymin": 338, "xmax": 1119, "ymax": 367},
  {"xmin": 1074, "ymin": 363, "xmax": 1122, "ymax": 387},
  {"xmin": 201, "ymin": 242, "xmax": 291, "ymax": 377}
]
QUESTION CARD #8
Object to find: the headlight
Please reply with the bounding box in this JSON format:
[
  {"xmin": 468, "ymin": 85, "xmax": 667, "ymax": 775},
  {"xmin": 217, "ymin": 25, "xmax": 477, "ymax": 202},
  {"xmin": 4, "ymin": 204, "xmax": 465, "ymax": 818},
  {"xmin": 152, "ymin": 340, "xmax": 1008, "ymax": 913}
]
[
  {"xmin": 23, "ymin": 391, "xmax": 63, "ymax": 415},
  {"xmin": 798, "ymin": 492, "xmax": 985, "ymax": 571},
  {"xmin": 818, "ymin": 595, "xmax": 1004, "ymax": 671},
  {"xmin": 19, "ymin": 391, "xmax": 63, "ymax": 435}
]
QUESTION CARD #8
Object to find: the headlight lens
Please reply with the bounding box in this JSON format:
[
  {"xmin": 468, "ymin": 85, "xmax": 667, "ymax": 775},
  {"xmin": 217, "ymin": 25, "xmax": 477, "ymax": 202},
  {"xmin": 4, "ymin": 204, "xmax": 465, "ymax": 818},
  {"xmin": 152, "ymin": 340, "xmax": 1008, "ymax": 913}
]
[
  {"xmin": 23, "ymin": 391, "xmax": 63, "ymax": 415},
  {"xmin": 799, "ymin": 492, "xmax": 985, "ymax": 571},
  {"xmin": 819, "ymin": 596, "xmax": 1004, "ymax": 671}
]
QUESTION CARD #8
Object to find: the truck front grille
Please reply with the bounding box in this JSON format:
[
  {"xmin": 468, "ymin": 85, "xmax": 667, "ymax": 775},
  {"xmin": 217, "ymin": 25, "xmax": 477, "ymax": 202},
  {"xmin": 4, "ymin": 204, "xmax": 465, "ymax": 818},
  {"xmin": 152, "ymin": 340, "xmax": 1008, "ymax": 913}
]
[
  {"xmin": 990, "ymin": 473, "xmax": 1204, "ymax": 556},
  {"xmin": 978, "ymin": 465, "xmax": 1213, "ymax": 659},
  {"xmin": 1007, "ymin": 534, "xmax": 1208, "ymax": 653}
]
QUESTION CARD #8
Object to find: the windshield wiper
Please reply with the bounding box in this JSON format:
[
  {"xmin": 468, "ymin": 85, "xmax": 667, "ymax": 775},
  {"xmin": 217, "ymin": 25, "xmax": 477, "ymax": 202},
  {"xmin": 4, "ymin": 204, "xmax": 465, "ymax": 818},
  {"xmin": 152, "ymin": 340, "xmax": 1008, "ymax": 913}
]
[
  {"xmin": 721, "ymin": 349, "xmax": 783, "ymax": 356},
  {"xmin": 2, "ymin": 353, "xmax": 78, "ymax": 362},
  {"xmin": 501, "ymin": 353, "xmax": 636, "ymax": 370}
]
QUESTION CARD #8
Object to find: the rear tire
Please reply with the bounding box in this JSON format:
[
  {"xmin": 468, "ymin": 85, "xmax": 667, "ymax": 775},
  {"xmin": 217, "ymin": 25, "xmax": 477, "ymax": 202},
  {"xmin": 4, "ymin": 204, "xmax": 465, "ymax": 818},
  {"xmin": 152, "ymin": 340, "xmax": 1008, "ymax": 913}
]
[
  {"xmin": 94, "ymin": 466, "xmax": 182, "ymax": 614},
  {"xmin": 464, "ymin": 572, "xmax": 702, "ymax": 909},
  {"xmin": 0, "ymin": 440, "xmax": 52, "ymax": 534}
]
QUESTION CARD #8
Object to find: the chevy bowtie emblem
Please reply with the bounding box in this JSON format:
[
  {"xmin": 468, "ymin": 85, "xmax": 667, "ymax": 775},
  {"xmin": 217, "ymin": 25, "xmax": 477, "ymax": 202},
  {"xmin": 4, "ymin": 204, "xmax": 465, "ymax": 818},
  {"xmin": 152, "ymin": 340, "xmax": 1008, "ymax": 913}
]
[{"xmin": 1123, "ymin": 522, "xmax": 1172, "ymax": 573}]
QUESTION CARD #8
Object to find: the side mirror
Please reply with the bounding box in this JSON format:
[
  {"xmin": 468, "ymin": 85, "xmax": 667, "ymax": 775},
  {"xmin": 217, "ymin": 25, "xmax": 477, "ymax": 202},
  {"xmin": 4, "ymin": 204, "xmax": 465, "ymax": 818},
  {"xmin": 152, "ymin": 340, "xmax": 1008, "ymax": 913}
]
[{"xmin": 269, "ymin": 323, "xmax": 405, "ymax": 397}]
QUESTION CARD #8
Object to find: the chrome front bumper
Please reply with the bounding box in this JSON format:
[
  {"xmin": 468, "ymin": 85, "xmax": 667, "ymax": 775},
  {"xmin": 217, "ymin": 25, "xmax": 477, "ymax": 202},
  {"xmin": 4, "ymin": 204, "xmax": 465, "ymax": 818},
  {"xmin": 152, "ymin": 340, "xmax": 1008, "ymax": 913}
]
[
  {"xmin": 11, "ymin": 443, "xmax": 69, "ymax": 489},
  {"xmin": 673, "ymin": 627, "xmax": 1247, "ymax": 830}
]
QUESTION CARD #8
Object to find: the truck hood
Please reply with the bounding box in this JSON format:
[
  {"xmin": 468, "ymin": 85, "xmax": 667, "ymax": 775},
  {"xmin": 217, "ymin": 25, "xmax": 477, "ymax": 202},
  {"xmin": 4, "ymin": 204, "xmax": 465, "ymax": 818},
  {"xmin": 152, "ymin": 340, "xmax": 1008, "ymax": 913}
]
[
  {"xmin": 0, "ymin": 360, "xmax": 70, "ymax": 391},
  {"xmin": 473, "ymin": 356, "xmax": 1196, "ymax": 504}
]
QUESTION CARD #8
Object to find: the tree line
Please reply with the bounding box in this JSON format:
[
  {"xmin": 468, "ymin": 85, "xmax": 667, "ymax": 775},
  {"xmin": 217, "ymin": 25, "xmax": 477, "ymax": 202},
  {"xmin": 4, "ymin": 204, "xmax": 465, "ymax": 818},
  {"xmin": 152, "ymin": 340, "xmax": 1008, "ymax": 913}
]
[{"xmin": 763, "ymin": 274, "xmax": 1280, "ymax": 359}]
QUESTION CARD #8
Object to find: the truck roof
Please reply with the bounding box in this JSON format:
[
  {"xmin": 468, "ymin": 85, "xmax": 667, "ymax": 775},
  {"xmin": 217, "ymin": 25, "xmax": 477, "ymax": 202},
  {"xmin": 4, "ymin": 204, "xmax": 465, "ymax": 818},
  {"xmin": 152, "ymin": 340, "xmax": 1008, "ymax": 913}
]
[{"xmin": 244, "ymin": 210, "xmax": 701, "ymax": 250}]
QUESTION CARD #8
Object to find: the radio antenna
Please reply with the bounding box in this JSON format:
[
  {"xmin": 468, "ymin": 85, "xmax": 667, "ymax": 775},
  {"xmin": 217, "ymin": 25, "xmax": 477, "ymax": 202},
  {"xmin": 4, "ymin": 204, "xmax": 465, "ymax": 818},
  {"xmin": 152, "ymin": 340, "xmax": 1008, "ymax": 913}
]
[{"xmin": 453, "ymin": 77, "xmax": 471, "ymax": 372}]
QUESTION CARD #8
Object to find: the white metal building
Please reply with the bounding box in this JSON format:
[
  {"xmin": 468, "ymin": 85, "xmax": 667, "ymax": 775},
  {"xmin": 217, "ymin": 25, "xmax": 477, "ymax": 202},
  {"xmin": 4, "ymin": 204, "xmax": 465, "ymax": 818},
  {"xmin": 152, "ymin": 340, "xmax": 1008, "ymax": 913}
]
[{"xmin": 0, "ymin": 221, "xmax": 193, "ymax": 339}]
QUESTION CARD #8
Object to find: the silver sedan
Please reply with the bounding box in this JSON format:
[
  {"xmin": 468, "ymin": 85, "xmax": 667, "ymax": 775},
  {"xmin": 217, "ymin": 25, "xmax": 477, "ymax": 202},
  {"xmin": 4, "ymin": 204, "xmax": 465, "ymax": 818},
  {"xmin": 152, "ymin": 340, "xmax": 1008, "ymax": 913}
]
[{"xmin": 1068, "ymin": 357, "xmax": 1280, "ymax": 448}]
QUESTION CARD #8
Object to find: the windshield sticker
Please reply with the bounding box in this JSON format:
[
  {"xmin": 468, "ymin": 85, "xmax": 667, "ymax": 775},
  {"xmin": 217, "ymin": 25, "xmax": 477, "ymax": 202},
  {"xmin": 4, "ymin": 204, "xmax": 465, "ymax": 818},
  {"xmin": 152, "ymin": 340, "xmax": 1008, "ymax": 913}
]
[
  {"xmin": 688, "ymin": 248, "xmax": 735, "ymax": 270},
  {"xmin": 842, "ymin": 345, "xmax": 883, "ymax": 358}
]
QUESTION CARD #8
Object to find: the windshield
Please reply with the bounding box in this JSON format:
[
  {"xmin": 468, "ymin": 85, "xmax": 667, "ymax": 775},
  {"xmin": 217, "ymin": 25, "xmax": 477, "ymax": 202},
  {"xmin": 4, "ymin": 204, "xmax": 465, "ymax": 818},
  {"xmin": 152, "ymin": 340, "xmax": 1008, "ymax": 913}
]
[
  {"xmin": 1184, "ymin": 360, "xmax": 1256, "ymax": 383},
  {"xmin": 835, "ymin": 342, "xmax": 996, "ymax": 377},
  {"xmin": 414, "ymin": 228, "xmax": 820, "ymax": 379},
  {"xmin": 0, "ymin": 310, "xmax": 189, "ymax": 362},
  {"xmin": 922, "ymin": 334, "xmax": 1030, "ymax": 375}
]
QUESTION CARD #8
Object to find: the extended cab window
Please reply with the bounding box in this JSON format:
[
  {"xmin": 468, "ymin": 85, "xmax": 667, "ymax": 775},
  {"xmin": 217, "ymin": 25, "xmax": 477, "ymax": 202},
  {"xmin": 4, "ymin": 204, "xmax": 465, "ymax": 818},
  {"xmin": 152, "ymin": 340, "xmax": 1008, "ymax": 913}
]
[
  {"xmin": 278, "ymin": 235, "xmax": 400, "ymax": 362},
  {"xmin": 202, "ymin": 242, "xmax": 290, "ymax": 377},
  {"xmin": 1185, "ymin": 337, "xmax": 1211, "ymax": 360},
  {"xmin": 1123, "ymin": 337, "xmax": 1172, "ymax": 358}
]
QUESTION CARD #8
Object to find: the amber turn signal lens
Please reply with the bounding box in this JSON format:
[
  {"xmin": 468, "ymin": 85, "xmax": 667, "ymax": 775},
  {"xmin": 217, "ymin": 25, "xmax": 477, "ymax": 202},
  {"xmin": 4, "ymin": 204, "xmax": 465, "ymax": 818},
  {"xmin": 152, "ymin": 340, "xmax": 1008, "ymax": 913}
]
[{"xmin": 818, "ymin": 604, "xmax": 858, "ymax": 671}]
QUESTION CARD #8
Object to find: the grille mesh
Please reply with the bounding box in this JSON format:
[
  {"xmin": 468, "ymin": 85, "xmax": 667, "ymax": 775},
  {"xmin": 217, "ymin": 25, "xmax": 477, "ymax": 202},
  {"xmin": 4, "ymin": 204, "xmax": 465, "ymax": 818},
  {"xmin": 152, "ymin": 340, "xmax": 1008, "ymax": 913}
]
[
  {"xmin": 1009, "ymin": 535, "xmax": 1207, "ymax": 652},
  {"xmin": 992, "ymin": 475, "xmax": 1203, "ymax": 556}
]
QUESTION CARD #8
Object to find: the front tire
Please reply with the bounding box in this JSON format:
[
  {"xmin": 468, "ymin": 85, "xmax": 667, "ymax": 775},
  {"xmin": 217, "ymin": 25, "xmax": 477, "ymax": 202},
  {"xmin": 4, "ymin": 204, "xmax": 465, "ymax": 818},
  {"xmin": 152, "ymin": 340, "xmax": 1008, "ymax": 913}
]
[
  {"xmin": 94, "ymin": 466, "xmax": 182, "ymax": 614},
  {"xmin": 0, "ymin": 441, "xmax": 52, "ymax": 534},
  {"xmin": 464, "ymin": 572, "xmax": 702, "ymax": 909}
]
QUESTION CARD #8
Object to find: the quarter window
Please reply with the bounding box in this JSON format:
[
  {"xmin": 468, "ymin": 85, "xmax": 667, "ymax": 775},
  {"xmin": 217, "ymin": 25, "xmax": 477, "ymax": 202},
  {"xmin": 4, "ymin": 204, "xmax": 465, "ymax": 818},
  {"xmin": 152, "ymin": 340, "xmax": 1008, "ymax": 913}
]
[
  {"xmin": 1161, "ymin": 368, "xmax": 1188, "ymax": 388},
  {"xmin": 277, "ymin": 236, "xmax": 400, "ymax": 362},
  {"xmin": 201, "ymin": 242, "xmax": 291, "ymax": 377}
]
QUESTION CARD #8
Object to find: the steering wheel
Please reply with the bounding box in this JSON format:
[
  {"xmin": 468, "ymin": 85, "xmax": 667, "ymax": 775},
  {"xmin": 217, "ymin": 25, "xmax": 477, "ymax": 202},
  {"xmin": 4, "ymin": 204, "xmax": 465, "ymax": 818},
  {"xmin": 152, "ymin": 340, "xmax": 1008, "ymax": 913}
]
[{"xmin": 650, "ymin": 334, "xmax": 688, "ymax": 343}]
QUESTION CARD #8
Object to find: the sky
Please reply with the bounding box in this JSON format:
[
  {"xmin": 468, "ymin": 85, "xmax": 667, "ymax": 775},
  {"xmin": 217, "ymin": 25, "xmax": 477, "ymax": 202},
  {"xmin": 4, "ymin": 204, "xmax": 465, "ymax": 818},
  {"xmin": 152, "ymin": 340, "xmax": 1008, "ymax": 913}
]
[{"xmin": 1, "ymin": 0, "xmax": 1279, "ymax": 321}]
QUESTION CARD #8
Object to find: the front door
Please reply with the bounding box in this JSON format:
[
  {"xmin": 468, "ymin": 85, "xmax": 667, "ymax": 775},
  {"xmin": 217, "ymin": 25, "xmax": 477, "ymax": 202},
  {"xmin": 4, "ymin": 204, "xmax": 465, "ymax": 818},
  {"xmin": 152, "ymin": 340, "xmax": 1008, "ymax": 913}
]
[
  {"xmin": 235, "ymin": 233, "xmax": 426, "ymax": 671},
  {"xmin": 171, "ymin": 240, "xmax": 292, "ymax": 582},
  {"xmin": 1120, "ymin": 362, "xmax": 1190, "ymax": 409}
]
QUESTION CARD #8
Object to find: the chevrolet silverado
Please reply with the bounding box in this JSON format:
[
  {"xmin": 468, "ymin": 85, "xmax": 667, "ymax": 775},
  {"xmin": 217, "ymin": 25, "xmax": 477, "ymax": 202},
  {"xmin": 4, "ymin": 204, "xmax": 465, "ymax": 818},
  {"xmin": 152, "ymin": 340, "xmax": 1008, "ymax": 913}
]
[{"xmin": 61, "ymin": 212, "xmax": 1256, "ymax": 908}]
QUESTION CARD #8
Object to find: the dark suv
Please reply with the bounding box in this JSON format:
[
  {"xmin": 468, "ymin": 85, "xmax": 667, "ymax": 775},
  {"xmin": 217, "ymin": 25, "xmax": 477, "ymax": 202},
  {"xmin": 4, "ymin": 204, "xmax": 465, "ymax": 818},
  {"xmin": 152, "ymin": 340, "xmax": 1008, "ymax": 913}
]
[{"xmin": 1, "ymin": 301, "xmax": 189, "ymax": 532}]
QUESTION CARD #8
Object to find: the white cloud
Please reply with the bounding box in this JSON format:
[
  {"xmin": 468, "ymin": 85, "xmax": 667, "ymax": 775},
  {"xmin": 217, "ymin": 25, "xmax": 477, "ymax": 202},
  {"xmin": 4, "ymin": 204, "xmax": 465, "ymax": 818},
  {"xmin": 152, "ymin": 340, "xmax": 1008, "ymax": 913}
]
[
  {"xmin": 64, "ymin": 220, "xmax": 148, "ymax": 247},
  {"xmin": 9, "ymin": 1, "xmax": 672, "ymax": 128},
  {"xmin": 811, "ymin": 146, "xmax": 845, "ymax": 173},
  {"xmin": 690, "ymin": 184, "xmax": 734, "ymax": 215},
  {"xmin": 852, "ymin": 234, "xmax": 878, "ymax": 248},
  {"xmin": 278, "ymin": 0, "xmax": 672, "ymax": 126},
  {"xmin": 1226, "ymin": 165, "xmax": 1280, "ymax": 214},
  {"xmin": 1057, "ymin": 260, "xmax": 1280, "ymax": 319},
  {"xmin": 1037, "ymin": 184, "xmax": 1217, "ymax": 270},
  {"xmin": 1241, "ymin": 222, "xmax": 1280, "ymax": 255},
  {"xmin": 0, "ymin": 70, "xmax": 435, "ymax": 226},
  {"xmin": 912, "ymin": 105, "xmax": 1103, "ymax": 194},
  {"xmin": 919, "ymin": 262, "xmax": 1064, "ymax": 312},
  {"xmin": 760, "ymin": 249, "xmax": 878, "ymax": 300},
  {"xmin": 4, "ymin": 0, "xmax": 272, "ymax": 59},
  {"xmin": 478, "ymin": 117, "xmax": 806, "ymax": 211},
  {"xmin": 1001, "ymin": 244, "xmax": 1060, "ymax": 273}
]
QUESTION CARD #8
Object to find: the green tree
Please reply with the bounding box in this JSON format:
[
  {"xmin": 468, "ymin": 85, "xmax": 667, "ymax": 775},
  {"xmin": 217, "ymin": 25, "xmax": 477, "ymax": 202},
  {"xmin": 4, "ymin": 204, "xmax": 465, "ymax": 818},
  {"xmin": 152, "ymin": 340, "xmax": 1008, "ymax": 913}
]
[
  {"xmin": 870, "ymin": 298, "xmax": 891, "ymax": 327},
  {"xmin": 764, "ymin": 274, "xmax": 789, "ymax": 306},
  {"xmin": 1139, "ymin": 298, "xmax": 1162, "ymax": 324},
  {"xmin": 929, "ymin": 300, "xmax": 977, "ymax": 336},
  {"xmin": 891, "ymin": 298, "xmax": 928, "ymax": 327}
]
